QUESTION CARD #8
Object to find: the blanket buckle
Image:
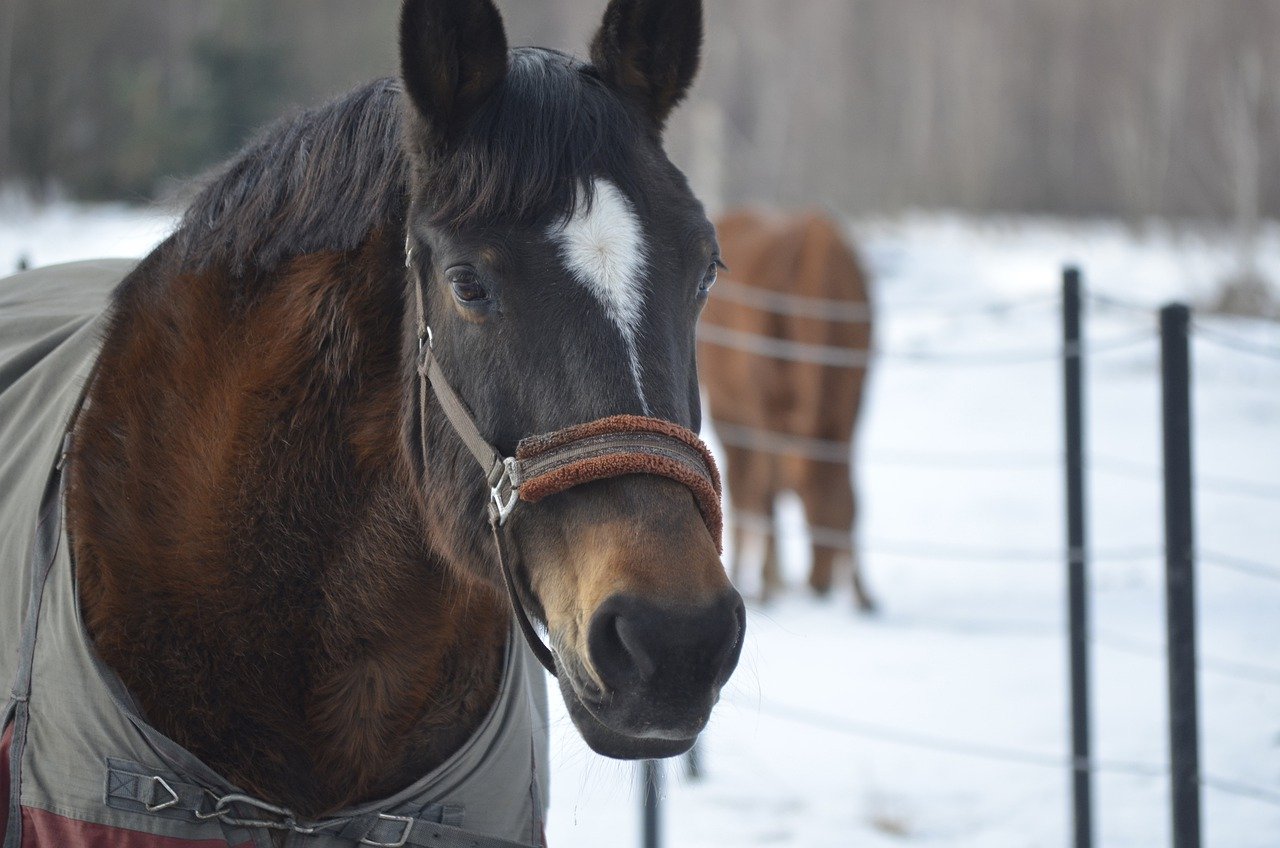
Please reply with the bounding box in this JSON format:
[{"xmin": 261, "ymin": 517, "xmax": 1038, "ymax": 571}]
[{"xmin": 361, "ymin": 812, "xmax": 413, "ymax": 847}]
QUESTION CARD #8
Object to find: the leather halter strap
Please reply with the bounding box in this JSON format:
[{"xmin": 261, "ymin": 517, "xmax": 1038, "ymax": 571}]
[{"xmin": 408, "ymin": 247, "xmax": 722, "ymax": 678}]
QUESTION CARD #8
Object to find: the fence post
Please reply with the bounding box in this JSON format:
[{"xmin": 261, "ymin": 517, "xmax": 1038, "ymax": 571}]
[
  {"xmin": 1160, "ymin": 303, "xmax": 1201, "ymax": 848},
  {"xmin": 1062, "ymin": 266, "xmax": 1094, "ymax": 848},
  {"xmin": 641, "ymin": 759, "xmax": 662, "ymax": 848}
]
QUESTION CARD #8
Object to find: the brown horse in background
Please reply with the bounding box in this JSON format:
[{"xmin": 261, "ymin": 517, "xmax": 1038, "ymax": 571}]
[{"xmin": 699, "ymin": 210, "xmax": 875, "ymax": 610}]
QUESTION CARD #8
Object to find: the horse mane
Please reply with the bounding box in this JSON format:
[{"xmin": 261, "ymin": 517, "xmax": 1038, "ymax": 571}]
[
  {"xmin": 169, "ymin": 48, "xmax": 644, "ymax": 280},
  {"xmin": 172, "ymin": 78, "xmax": 408, "ymax": 277}
]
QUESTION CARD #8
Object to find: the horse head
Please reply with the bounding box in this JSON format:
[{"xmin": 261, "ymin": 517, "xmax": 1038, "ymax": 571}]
[{"xmin": 399, "ymin": 0, "xmax": 744, "ymax": 759}]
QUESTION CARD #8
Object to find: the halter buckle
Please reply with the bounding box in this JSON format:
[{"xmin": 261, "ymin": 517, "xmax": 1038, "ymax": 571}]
[{"xmin": 488, "ymin": 456, "xmax": 521, "ymax": 527}]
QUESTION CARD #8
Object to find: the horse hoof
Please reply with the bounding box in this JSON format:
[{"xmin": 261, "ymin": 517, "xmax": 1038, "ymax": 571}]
[{"xmin": 807, "ymin": 577, "xmax": 834, "ymax": 596}]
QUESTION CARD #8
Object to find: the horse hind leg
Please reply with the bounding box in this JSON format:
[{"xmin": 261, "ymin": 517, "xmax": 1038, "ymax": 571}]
[
  {"xmin": 808, "ymin": 538, "xmax": 840, "ymax": 597},
  {"xmin": 846, "ymin": 484, "xmax": 876, "ymax": 613},
  {"xmin": 848, "ymin": 548, "xmax": 876, "ymax": 614},
  {"xmin": 798, "ymin": 461, "xmax": 876, "ymax": 612},
  {"xmin": 813, "ymin": 532, "xmax": 876, "ymax": 613},
  {"xmin": 728, "ymin": 515, "xmax": 756, "ymax": 589},
  {"xmin": 725, "ymin": 443, "xmax": 782, "ymax": 603},
  {"xmin": 845, "ymin": 463, "xmax": 876, "ymax": 612},
  {"xmin": 759, "ymin": 505, "xmax": 783, "ymax": 602},
  {"xmin": 728, "ymin": 505, "xmax": 781, "ymax": 604}
]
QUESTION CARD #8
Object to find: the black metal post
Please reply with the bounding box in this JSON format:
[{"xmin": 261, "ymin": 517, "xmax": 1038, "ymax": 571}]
[
  {"xmin": 1161, "ymin": 303, "xmax": 1201, "ymax": 848},
  {"xmin": 641, "ymin": 760, "xmax": 662, "ymax": 848},
  {"xmin": 16, "ymin": 254, "xmax": 28, "ymax": 272},
  {"xmin": 1062, "ymin": 266, "xmax": 1093, "ymax": 848}
]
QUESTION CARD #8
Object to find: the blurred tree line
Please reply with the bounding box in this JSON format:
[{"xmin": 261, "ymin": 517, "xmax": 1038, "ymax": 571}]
[
  {"xmin": 2, "ymin": 0, "xmax": 1278, "ymax": 228},
  {"xmin": 0, "ymin": 0, "xmax": 398, "ymax": 199}
]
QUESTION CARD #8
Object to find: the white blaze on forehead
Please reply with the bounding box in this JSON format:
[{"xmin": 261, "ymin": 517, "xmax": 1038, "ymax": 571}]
[{"xmin": 549, "ymin": 178, "xmax": 652, "ymax": 414}]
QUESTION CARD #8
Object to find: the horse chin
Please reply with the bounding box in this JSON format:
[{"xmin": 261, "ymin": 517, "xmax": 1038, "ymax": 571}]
[{"xmin": 556, "ymin": 673, "xmax": 701, "ymax": 760}]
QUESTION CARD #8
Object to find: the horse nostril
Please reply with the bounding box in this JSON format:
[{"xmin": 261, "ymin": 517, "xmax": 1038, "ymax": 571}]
[
  {"xmin": 614, "ymin": 615, "xmax": 658, "ymax": 681},
  {"xmin": 588, "ymin": 604, "xmax": 657, "ymax": 692},
  {"xmin": 587, "ymin": 592, "xmax": 745, "ymax": 696},
  {"xmin": 711, "ymin": 593, "xmax": 747, "ymax": 685}
]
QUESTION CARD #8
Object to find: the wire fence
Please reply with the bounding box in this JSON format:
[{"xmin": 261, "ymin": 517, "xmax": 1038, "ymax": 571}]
[
  {"xmin": 1092, "ymin": 630, "xmax": 1280, "ymax": 688},
  {"xmin": 711, "ymin": 279, "xmax": 1070, "ymax": 323},
  {"xmin": 706, "ymin": 281, "xmax": 1278, "ymax": 573},
  {"xmin": 733, "ymin": 509, "xmax": 1164, "ymax": 564},
  {"xmin": 696, "ymin": 321, "xmax": 1155, "ymax": 368},
  {"xmin": 731, "ymin": 510, "xmax": 1280, "ymax": 693},
  {"xmin": 1191, "ymin": 322, "xmax": 1280, "ymax": 361},
  {"xmin": 724, "ymin": 694, "xmax": 1280, "ymax": 809},
  {"xmin": 678, "ymin": 277, "xmax": 1280, "ymax": 839},
  {"xmin": 1199, "ymin": 550, "xmax": 1280, "ymax": 583},
  {"xmin": 713, "ymin": 422, "xmax": 1280, "ymax": 502},
  {"xmin": 711, "ymin": 278, "xmax": 876, "ymax": 322}
]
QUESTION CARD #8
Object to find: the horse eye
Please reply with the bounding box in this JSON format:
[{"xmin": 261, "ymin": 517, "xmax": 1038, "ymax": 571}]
[
  {"xmin": 447, "ymin": 267, "xmax": 489, "ymax": 304},
  {"xmin": 699, "ymin": 259, "xmax": 722, "ymax": 294}
]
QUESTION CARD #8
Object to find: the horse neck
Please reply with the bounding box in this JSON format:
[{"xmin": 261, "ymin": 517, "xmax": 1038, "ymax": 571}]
[{"xmin": 67, "ymin": 230, "xmax": 509, "ymax": 816}]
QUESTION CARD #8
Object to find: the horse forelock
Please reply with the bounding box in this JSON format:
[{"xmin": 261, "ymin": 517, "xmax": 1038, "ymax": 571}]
[{"xmin": 417, "ymin": 47, "xmax": 646, "ymax": 230}]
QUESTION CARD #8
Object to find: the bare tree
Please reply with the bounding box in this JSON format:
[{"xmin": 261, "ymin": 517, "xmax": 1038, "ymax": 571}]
[
  {"xmin": 0, "ymin": 0, "xmax": 16, "ymax": 180},
  {"xmin": 3, "ymin": 0, "xmax": 1279, "ymax": 228},
  {"xmin": 1214, "ymin": 46, "xmax": 1273, "ymax": 315}
]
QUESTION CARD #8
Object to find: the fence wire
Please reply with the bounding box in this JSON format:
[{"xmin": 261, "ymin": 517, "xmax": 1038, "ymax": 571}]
[
  {"xmin": 714, "ymin": 423, "xmax": 854, "ymax": 464},
  {"xmin": 710, "ymin": 278, "xmax": 1063, "ymax": 323},
  {"xmin": 711, "ymin": 424, "xmax": 1280, "ymax": 503},
  {"xmin": 704, "ymin": 282, "xmax": 1280, "ymax": 820},
  {"xmin": 1087, "ymin": 292, "xmax": 1164, "ymax": 317},
  {"xmin": 1092, "ymin": 630, "xmax": 1280, "ymax": 688},
  {"xmin": 732, "ymin": 510, "xmax": 1164, "ymax": 564},
  {"xmin": 697, "ymin": 322, "xmax": 1154, "ymax": 368},
  {"xmin": 1200, "ymin": 550, "xmax": 1280, "ymax": 583},
  {"xmin": 1089, "ymin": 453, "xmax": 1280, "ymax": 502},
  {"xmin": 734, "ymin": 511, "xmax": 1280, "ymax": 577},
  {"xmin": 711, "ymin": 279, "xmax": 875, "ymax": 322},
  {"xmin": 1192, "ymin": 322, "xmax": 1280, "ymax": 361},
  {"xmin": 866, "ymin": 447, "xmax": 1058, "ymax": 469},
  {"xmin": 726, "ymin": 694, "xmax": 1280, "ymax": 809}
]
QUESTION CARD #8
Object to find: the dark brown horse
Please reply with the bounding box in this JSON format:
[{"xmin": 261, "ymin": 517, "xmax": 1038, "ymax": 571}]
[
  {"xmin": 64, "ymin": 0, "xmax": 741, "ymax": 825},
  {"xmin": 698, "ymin": 209, "xmax": 875, "ymax": 609}
]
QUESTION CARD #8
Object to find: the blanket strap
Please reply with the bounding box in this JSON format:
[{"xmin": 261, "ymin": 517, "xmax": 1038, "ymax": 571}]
[
  {"xmin": 3, "ymin": 439, "xmax": 71, "ymax": 848},
  {"xmin": 105, "ymin": 762, "xmax": 535, "ymax": 848}
]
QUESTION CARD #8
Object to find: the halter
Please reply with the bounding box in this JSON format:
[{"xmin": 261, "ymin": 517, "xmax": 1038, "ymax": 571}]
[{"xmin": 407, "ymin": 241, "xmax": 722, "ymax": 677}]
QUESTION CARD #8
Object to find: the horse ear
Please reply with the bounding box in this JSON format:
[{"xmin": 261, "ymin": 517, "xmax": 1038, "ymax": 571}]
[
  {"xmin": 399, "ymin": 0, "xmax": 508, "ymax": 147},
  {"xmin": 589, "ymin": 0, "xmax": 703, "ymax": 131}
]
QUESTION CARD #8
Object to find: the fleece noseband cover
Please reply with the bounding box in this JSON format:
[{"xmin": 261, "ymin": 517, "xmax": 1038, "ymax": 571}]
[{"xmin": 514, "ymin": 415, "xmax": 723, "ymax": 552}]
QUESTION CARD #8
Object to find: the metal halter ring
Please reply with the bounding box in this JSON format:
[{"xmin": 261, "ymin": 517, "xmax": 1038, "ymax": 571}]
[{"xmin": 488, "ymin": 456, "xmax": 521, "ymax": 527}]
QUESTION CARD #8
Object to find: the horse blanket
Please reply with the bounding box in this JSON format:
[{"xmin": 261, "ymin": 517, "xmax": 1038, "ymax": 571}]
[{"xmin": 0, "ymin": 260, "xmax": 549, "ymax": 848}]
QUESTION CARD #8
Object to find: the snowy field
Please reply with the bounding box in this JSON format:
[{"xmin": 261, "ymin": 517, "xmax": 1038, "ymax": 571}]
[{"xmin": 3, "ymin": 205, "xmax": 1278, "ymax": 847}]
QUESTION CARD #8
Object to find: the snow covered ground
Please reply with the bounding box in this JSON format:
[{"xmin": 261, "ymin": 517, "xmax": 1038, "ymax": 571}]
[{"xmin": 3, "ymin": 205, "xmax": 1278, "ymax": 847}]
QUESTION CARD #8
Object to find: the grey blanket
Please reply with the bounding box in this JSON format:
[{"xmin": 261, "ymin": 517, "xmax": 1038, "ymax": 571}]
[{"xmin": 0, "ymin": 260, "xmax": 548, "ymax": 848}]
